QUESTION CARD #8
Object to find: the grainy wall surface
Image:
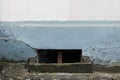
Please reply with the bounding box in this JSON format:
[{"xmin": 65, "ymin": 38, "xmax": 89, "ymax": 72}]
[{"xmin": 1, "ymin": 21, "xmax": 120, "ymax": 62}]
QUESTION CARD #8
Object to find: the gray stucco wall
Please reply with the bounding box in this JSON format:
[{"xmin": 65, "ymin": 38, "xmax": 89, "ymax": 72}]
[
  {"xmin": 0, "ymin": 26, "xmax": 37, "ymax": 61},
  {"xmin": 0, "ymin": 21, "xmax": 120, "ymax": 61},
  {"xmin": 0, "ymin": 40, "xmax": 36, "ymax": 61}
]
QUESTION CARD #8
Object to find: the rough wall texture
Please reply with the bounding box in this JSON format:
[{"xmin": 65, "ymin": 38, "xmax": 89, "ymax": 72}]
[
  {"xmin": 0, "ymin": 21, "xmax": 120, "ymax": 62},
  {"xmin": 28, "ymin": 63, "xmax": 92, "ymax": 73},
  {"xmin": 0, "ymin": 25, "xmax": 37, "ymax": 61},
  {"xmin": 0, "ymin": 40, "xmax": 36, "ymax": 61}
]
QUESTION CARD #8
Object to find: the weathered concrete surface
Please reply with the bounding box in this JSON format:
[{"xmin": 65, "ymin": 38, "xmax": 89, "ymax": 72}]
[
  {"xmin": 0, "ymin": 25, "xmax": 37, "ymax": 61},
  {"xmin": 0, "ymin": 62, "xmax": 120, "ymax": 80},
  {"xmin": 1, "ymin": 21, "xmax": 120, "ymax": 62},
  {"xmin": 0, "ymin": 39, "xmax": 37, "ymax": 61},
  {"xmin": 93, "ymin": 64, "xmax": 120, "ymax": 73},
  {"xmin": 28, "ymin": 63, "xmax": 92, "ymax": 73}
]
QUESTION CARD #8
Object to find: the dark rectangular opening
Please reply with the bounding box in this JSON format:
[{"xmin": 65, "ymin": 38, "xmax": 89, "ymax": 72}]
[
  {"xmin": 37, "ymin": 49, "xmax": 82, "ymax": 63},
  {"xmin": 62, "ymin": 50, "xmax": 81, "ymax": 63}
]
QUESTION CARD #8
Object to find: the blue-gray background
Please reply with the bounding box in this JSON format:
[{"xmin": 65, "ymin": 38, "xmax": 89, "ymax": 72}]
[{"xmin": 0, "ymin": 21, "xmax": 120, "ymax": 61}]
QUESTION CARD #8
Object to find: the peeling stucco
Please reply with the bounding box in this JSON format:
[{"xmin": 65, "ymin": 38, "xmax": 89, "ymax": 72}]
[
  {"xmin": 0, "ymin": 25, "xmax": 37, "ymax": 61},
  {"xmin": 0, "ymin": 21, "xmax": 120, "ymax": 61}
]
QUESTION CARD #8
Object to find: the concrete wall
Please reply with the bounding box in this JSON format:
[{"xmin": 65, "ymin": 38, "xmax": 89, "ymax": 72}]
[
  {"xmin": 0, "ymin": 26, "xmax": 37, "ymax": 61},
  {"xmin": 0, "ymin": 21, "xmax": 120, "ymax": 61}
]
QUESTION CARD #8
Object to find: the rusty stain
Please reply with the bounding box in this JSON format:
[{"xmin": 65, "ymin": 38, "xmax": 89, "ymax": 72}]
[{"xmin": 58, "ymin": 51, "xmax": 62, "ymax": 63}]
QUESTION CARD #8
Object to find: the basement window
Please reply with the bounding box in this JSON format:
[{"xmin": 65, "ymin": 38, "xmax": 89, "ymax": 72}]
[{"xmin": 37, "ymin": 49, "xmax": 82, "ymax": 63}]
